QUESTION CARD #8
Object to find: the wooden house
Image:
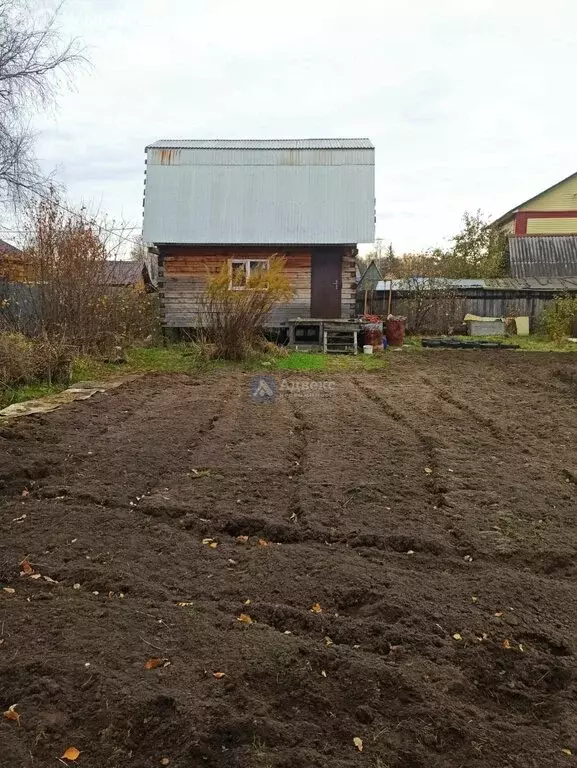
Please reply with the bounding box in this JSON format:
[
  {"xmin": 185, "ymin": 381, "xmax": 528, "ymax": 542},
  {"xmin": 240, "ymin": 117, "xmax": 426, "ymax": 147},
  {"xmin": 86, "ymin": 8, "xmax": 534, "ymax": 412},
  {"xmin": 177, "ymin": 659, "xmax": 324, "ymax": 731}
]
[
  {"xmin": 142, "ymin": 139, "xmax": 375, "ymax": 332},
  {"xmin": 0, "ymin": 239, "xmax": 26, "ymax": 282},
  {"xmin": 493, "ymin": 171, "xmax": 577, "ymax": 235}
]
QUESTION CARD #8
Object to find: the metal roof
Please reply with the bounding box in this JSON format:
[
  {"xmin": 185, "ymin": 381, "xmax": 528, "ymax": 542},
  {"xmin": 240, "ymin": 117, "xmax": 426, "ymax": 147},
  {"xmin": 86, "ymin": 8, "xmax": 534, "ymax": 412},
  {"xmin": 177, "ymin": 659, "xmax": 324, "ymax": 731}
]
[
  {"xmin": 104, "ymin": 261, "xmax": 145, "ymax": 286},
  {"xmin": 509, "ymin": 235, "xmax": 577, "ymax": 278},
  {"xmin": 143, "ymin": 141, "xmax": 375, "ymax": 245},
  {"xmin": 0, "ymin": 238, "xmax": 22, "ymax": 254},
  {"xmin": 371, "ymin": 277, "xmax": 577, "ymax": 292},
  {"xmin": 146, "ymin": 138, "xmax": 374, "ymax": 151}
]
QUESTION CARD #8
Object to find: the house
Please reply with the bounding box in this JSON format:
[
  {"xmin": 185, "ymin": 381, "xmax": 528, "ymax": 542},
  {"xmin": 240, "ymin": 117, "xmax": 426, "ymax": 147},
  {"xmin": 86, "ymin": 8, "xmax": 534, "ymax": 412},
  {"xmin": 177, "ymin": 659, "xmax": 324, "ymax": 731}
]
[
  {"xmin": 103, "ymin": 259, "xmax": 157, "ymax": 291},
  {"xmin": 0, "ymin": 239, "xmax": 26, "ymax": 282},
  {"xmin": 142, "ymin": 139, "xmax": 375, "ymax": 331},
  {"xmin": 493, "ymin": 171, "xmax": 577, "ymax": 235}
]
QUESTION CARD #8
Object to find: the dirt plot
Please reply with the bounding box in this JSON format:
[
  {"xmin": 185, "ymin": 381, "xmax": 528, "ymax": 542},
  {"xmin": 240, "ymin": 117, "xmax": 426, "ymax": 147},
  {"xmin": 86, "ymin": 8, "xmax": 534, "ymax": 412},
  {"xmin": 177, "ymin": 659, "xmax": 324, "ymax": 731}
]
[{"xmin": 1, "ymin": 351, "xmax": 577, "ymax": 768}]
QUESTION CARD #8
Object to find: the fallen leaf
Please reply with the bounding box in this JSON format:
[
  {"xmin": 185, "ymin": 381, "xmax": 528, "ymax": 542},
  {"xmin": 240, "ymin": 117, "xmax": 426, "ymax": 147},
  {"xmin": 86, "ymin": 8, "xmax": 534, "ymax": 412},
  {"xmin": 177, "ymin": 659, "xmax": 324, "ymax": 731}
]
[
  {"xmin": 227, "ymin": 558, "xmax": 237, "ymax": 565},
  {"xmin": 176, "ymin": 602, "xmax": 193, "ymax": 607},
  {"xmin": 236, "ymin": 535, "xmax": 249, "ymax": 544},
  {"xmin": 502, "ymin": 639, "xmax": 511, "ymax": 649},
  {"xmin": 311, "ymin": 603, "xmax": 322, "ymax": 614},
  {"xmin": 258, "ymin": 538, "xmax": 269, "ymax": 547},
  {"xmin": 237, "ymin": 613, "xmax": 253, "ymax": 624},
  {"xmin": 208, "ymin": 542, "xmax": 218, "ymax": 549},
  {"xmin": 144, "ymin": 658, "xmax": 166, "ymax": 670},
  {"xmin": 201, "ymin": 538, "xmax": 215, "ymax": 545},
  {"xmin": 518, "ymin": 644, "xmax": 525, "ymax": 652},
  {"xmin": 30, "ymin": 573, "xmax": 42, "ymax": 580},
  {"xmin": 21, "ymin": 489, "xmax": 29, "ymax": 497},
  {"xmin": 324, "ymin": 636, "xmax": 333, "ymax": 646},
  {"xmin": 12, "ymin": 514, "xmax": 26, "ymax": 522},
  {"xmin": 471, "ymin": 596, "xmax": 478, "ymax": 604},
  {"xmin": 353, "ymin": 736, "xmax": 363, "ymax": 752},
  {"xmin": 73, "ymin": 583, "xmax": 81, "ymax": 590},
  {"xmin": 494, "ymin": 612, "xmax": 504, "ymax": 618},
  {"xmin": 244, "ymin": 599, "xmax": 251, "ymax": 606},
  {"xmin": 160, "ymin": 760, "xmax": 170, "ymax": 766},
  {"xmin": 3, "ymin": 705, "xmax": 20, "ymax": 725},
  {"xmin": 61, "ymin": 746, "xmax": 80, "ymax": 760},
  {"xmin": 2, "ymin": 587, "xmax": 15, "ymax": 594},
  {"xmin": 43, "ymin": 575, "xmax": 58, "ymax": 584},
  {"xmin": 424, "ymin": 467, "xmax": 433, "ymax": 474},
  {"xmin": 452, "ymin": 633, "xmax": 463, "ymax": 641},
  {"xmin": 406, "ymin": 550, "xmax": 415, "ymax": 555},
  {"xmin": 213, "ymin": 672, "xmax": 226, "ymax": 679},
  {"xmin": 20, "ymin": 560, "xmax": 33, "ymax": 575},
  {"xmin": 191, "ymin": 468, "xmax": 211, "ymax": 478},
  {"xmin": 321, "ymin": 670, "xmax": 327, "ymax": 678},
  {"xmin": 463, "ymin": 555, "xmax": 473, "ymax": 562},
  {"xmin": 561, "ymin": 749, "xmax": 572, "ymax": 756}
]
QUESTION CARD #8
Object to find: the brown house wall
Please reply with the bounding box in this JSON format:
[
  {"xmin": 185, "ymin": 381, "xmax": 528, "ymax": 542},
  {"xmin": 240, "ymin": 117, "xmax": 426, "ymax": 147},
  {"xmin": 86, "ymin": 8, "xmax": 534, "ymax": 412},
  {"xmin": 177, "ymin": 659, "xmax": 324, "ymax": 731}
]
[{"xmin": 159, "ymin": 246, "xmax": 357, "ymax": 328}]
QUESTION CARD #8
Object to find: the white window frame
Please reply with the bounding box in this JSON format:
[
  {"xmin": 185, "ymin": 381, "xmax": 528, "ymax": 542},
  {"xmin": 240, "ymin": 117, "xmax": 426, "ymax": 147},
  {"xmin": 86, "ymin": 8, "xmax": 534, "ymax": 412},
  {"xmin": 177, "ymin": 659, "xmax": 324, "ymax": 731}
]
[{"xmin": 229, "ymin": 258, "xmax": 269, "ymax": 290}]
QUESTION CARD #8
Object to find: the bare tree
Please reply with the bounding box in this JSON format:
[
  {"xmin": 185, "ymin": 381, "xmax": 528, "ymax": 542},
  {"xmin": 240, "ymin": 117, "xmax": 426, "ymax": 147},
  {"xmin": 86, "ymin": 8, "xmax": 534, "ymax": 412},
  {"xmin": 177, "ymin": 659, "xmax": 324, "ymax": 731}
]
[{"xmin": 0, "ymin": 0, "xmax": 84, "ymax": 206}]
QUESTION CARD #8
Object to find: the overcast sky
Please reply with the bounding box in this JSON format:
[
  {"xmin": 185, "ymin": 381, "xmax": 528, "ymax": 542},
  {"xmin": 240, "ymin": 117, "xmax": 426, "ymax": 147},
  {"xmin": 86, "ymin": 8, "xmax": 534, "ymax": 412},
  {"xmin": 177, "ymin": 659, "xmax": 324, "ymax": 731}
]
[{"xmin": 26, "ymin": 0, "xmax": 577, "ymax": 252}]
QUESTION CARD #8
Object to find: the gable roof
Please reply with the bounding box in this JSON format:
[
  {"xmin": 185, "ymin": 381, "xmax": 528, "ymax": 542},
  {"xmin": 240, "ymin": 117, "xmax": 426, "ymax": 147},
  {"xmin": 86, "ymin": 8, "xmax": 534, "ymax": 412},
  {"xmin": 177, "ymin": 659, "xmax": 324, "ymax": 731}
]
[
  {"xmin": 357, "ymin": 260, "xmax": 384, "ymax": 290},
  {"xmin": 146, "ymin": 138, "xmax": 374, "ymax": 151},
  {"xmin": 508, "ymin": 235, "xmax": 577, "ymax": 278},
  {"xmin": 0, "ymin": 238, "xmax": 22, "ymax": 255},
  {"xmin": 104, "ymin": 260, "xmax": 145, "ymax": 286},
  {"xmin": 492, "ymin": 171, "xmax": 577, "ymax": 227}
]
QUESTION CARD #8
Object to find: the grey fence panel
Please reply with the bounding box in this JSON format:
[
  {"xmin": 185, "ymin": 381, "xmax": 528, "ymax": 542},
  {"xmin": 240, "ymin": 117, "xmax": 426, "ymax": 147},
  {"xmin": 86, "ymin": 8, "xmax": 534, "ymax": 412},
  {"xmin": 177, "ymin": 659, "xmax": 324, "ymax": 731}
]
[{"xmin": 0, "ymin": 281, "xmax": 41, "ymax": 333}]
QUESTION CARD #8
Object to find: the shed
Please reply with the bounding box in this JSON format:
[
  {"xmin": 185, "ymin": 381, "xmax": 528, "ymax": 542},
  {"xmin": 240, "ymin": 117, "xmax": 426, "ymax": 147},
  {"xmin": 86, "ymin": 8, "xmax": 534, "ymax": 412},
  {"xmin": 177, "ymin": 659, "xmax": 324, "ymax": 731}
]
[
  {"xmin": 509, "ymin": 235, "xmax": 577, "ymax": 278},
  {"xmin": 142, "ymin": 138, "xmax": 375, "ymax": 330}
]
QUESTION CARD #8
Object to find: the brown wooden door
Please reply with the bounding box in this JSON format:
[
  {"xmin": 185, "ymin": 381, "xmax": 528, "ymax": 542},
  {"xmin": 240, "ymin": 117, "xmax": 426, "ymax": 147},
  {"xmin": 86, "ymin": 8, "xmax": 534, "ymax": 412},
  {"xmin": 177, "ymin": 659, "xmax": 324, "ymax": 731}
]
[{"xmin": 310, "ymin": 250, "xmax": 342, "ymax": 318}]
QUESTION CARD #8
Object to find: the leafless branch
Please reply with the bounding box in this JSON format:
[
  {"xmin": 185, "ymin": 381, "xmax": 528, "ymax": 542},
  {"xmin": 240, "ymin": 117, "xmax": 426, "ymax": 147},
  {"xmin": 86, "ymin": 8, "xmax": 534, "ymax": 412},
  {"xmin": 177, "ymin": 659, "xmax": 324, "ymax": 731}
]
[{"xmin": 0, "ymin": 0, "xmax": 86, "ymax": 207}]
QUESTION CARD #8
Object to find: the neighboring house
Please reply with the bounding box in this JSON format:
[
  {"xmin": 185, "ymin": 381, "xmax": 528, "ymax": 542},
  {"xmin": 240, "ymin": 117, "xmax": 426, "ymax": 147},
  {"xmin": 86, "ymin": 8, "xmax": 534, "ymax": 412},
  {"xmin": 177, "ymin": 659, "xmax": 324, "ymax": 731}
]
[
  {"xmin": 0, "ymin": 239, "xmax": 26, "ymax": 281},
  {"xmin": 493, "ymin": 171, "xmax": 577, "ymax": 235},
  {"xmin": 104, "ymin": 259, "xmax": 156, "ymax": 291},
  {"xmin": 142, "ymin": 138, "xmax": 375, "ymax": 330}
]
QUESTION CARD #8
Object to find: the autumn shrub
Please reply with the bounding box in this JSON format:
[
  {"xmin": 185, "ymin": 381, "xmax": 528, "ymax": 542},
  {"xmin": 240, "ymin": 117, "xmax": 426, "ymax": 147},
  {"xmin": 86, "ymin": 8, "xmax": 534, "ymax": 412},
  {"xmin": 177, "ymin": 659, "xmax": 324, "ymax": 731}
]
[
  {"xmin": 199, "ymin": 256, "xmax": 293, "ymax": 360},
  {"xmin": 0, "ymin": 332, "xmax": 72, "ymax": 396},
  {"xmin": 8, "ymin": 190, "xmax": 159, "ymax": 355},
  {"xmin": 542, "ymin": 295, "xmax": 577, "ymax": 344}
]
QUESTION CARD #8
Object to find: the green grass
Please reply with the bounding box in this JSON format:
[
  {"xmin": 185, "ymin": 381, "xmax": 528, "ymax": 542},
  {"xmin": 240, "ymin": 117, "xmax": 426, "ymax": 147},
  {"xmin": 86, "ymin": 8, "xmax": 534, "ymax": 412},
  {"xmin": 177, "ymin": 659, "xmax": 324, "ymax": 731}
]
[{"xmin": 271, "ymin": 351, "xmax": 387, "ymax": 371}]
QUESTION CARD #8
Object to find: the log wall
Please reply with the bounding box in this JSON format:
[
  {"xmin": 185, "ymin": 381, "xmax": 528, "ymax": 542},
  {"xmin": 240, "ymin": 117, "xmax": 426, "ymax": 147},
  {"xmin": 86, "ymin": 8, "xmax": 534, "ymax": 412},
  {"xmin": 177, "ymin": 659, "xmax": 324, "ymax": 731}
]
[{"xmin": 159, "ymin": 246, "xmax": 357, "ymax": 328}]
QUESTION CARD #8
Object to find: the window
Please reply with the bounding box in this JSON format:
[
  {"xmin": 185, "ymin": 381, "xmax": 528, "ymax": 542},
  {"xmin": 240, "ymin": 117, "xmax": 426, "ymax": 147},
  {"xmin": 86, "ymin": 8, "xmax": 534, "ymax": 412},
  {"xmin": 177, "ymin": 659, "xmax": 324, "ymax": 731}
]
[{"xmin": 230, "ymin": 259, "xmax": 269, "ymax": 289}]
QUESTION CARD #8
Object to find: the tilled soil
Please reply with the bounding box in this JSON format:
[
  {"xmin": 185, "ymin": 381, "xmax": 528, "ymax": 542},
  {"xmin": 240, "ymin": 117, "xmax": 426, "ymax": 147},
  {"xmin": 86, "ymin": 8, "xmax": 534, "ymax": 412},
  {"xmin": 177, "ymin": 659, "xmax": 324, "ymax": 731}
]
[{"xmin": 1, "ymin": 351, "xmax": 577, "ymax": 768}]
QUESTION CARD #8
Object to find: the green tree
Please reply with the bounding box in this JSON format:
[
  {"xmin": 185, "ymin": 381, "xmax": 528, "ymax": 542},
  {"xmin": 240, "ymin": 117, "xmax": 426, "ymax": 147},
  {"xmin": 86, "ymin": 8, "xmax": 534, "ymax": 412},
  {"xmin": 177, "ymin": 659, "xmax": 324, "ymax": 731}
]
[{"xmin": 448, "ymin": 210, "xmax": 509, "ymax": 278}]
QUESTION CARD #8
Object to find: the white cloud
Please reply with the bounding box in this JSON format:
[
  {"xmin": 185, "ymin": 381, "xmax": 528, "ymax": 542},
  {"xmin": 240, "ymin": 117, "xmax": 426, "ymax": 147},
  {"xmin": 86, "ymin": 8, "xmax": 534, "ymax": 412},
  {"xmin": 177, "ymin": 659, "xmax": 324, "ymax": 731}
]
[{"xmin": 30, "ymin": 0, "xmax": 577, "ymax": 251}]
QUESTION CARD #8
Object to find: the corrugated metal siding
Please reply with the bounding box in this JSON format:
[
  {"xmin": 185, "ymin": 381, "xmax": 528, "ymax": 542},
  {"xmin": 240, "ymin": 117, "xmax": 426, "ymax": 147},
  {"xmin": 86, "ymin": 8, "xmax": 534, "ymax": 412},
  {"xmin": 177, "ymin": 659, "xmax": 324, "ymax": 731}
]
[
  {"xmin": 147, "ymin": 147, "xmax": 372, "ymax": 167},
  {"xmin": 143, "ymin": 147, "xmax": 375, "ymax": 245},
  {"xmin": 526, "ymin": 218, "xmax": 577, "ymax": 234},
  {"xmin": 509, "ymin": 236, "xmax": 577, "ymax": 278},
  {"xmin": 147, "ymin": 138, "xmax": 374, "ymax": 150},
  {"xmin": 521, "ymin": 173, "xmax": 577, "ymax": 211}
]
